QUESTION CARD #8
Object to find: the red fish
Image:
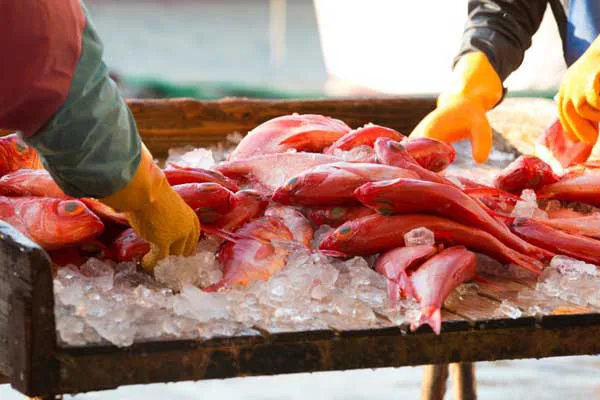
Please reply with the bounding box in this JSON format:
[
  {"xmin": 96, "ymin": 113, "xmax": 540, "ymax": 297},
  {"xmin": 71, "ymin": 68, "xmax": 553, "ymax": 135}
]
[
  {"xmin": 304, "ymin": 206, "xmax": 376, "ymax": 227},
  {"xmin": 216, "ymin": 152, "xmax": 340, "ymax": 192},
  {"xmin": 163, "ymin": 164, "xmax": 239, "ymax": 192},
  {"xmin": 207, "ymin": 189, "xmax": 268, "ymax": 232},
  {"xmin": 512, "ymin": 217, "xmax": 600, "ymax": 265},
  {"xmin": 355, "ymin": 178, "xmax": 551, "ymax": 261},
  {"xmin": 0, "ymin": 169, "xmax": 129, "ymax": 225},
  {"xmin": 545, "ymin": 207, "xmax": 587, "ymax": 219},
  {"xmin": 537, "ymin": 173, "xmax": 600, "ymax": 206},
  {"xmin": 172, "ymin": 182, "xmax": 234, "ymax": 223},
  {"xmin": 0, "ymin": 169, "xmax": 67, "ymax": 198},
  {"xmin": 373, "ymin": 137, "xmax": 451, "ymax": 185},
  {"xmin": 409, "ymin": 246, "xmax": 477, "ymax": 334},
  {"xmin": 272, "ymin": 162, "xmax": 419, "ymax": 206},
  {"xmin": 374, "ymin": 245, "xmax": 438, "ymax": 302},
  {"xmin": 204, "ymin": 216, "xmax": 293, "ymax": 291},
  {"xmin": 494, "ymin": 155, "xmax": 559, "ymax": 194},
  {"xmin": 111, "ymin": 228, "xmax": 151, "ymax": 262},
  {"xmin": 324, "ymin": 124, "xmax": 404, "ymax": 154},
  {"xmin": 229, "ymin": 114, "xmax": 351, "ymax": 160},
  {"xmin": 537, "ymin": 119, "xmax": 593, "ymax": 168},
  {"xmin": 537, "ymin": 214, "xmax": 600, "ymax": 239},
  {"xmin": 319, "ymin": 213, "xmax": 542, "ymax": 274},
  {"xmin": 0, "ymin": 133, "xmax": 43, "ymax": 176},
  {"xmin": 0, "ymin": 196, "xmax": 104, "ymax": 250},
  {"xmin": 265, "ymin": 205, "xmax": 313, "ymax": 248},
  {"xmin": 463, "ymin": 187, "xmax": 520, "ymax": 214},
  {"xmin": 402, "ymin": 137, "xmax": 456, "ymax": 172}
]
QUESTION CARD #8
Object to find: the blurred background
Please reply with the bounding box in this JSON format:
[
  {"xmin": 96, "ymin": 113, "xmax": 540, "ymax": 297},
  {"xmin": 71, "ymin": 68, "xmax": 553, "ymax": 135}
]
[
  {"xmin": 92, "ymin": 0, "xmax": 565, "ymax": 100},
  {"xmin": 2, "ymin": 0, "xmax": 598, "ymax": 398}
]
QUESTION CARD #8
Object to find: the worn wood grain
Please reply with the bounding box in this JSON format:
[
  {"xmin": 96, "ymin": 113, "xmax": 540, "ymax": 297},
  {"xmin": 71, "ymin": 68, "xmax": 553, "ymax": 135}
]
[
  {"xmin": 53, "ymin": 317, "xmax": 600, "ymax": 395},
  {"xmin": 0, "ymin": 222, "xmax": 57, "ymax": 396},
  {"xmin": 126, "ymin": 97, "xmax": 437, "ymax": 158}
]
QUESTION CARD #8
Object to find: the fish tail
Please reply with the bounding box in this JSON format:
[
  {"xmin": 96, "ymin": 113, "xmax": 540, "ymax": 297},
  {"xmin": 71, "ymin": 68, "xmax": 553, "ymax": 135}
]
[
  {"xmin": 411, "ymin": 307, "xmax": 441, "ymax": 335},
  {"xmin": 511, "ymin": 252, "xmax": 544, "ymax": 276},
  {"xmin": 203, "ymin": 281, "xmax": 225, "ymax": 292}
]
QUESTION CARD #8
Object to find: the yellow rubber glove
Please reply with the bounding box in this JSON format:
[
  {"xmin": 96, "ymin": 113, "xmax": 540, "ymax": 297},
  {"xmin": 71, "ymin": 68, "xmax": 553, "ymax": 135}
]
[
  {"xmin": 100, "ymin": 144, "xmax": 201, "ymax": 271},
  {"xmin": 411, "ymin": 52, "xmax": 504, "ymax": 163},
  {"xmin": 557, "ymin": 36, "xmax": 600, "ymax": 146}
]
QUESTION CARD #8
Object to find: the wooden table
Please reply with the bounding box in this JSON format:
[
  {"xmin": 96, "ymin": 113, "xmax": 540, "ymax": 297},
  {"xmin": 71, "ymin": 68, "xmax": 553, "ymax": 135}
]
[{"xmin": 1, "ymin": 96, "xmax": 599, "ymax": 400}]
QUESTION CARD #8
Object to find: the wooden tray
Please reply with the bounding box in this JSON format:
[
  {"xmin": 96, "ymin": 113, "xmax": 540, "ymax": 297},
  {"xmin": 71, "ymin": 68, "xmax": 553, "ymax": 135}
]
[{"xmin": 2, "ymin": 96, "xmax": 600, "ymax": 398}]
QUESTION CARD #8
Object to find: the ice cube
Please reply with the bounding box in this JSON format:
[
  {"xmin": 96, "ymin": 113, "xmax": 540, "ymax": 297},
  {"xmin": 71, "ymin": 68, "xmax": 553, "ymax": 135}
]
[
  {"xmin": 550, "ymin": 255, "xmax": 597, "ymax": 277},
  {"xmin": 167, "ymin": 148, "xmax": 215, "ymax": 169},
  {"xmin": 311, "ymin": 225, "xmax": 334, "ymax": 249},
  {"xmin": 499, "ymin": 300, "xmax": 522, "ymax": 319},
  {"xmin": 80, "ymin": 258, "xmax": 114, "ymax": 292},
  {"xmin": 54, "ymin": 267, "xmax": 85, "ymax": 306},
  {"xmin": 511, "ymin": 189, "xmax": 548, "ymax": 219},
  {"xmin": 404, "ymin": 227, "xmax": 435, "ymax": 246},
  {"xmin": 154, "ymin": 251, "xmax": 221, "ymax": 291},
  {"xmin": 173, "ymin": 284, "xmax": 229, "ymax": 322}
]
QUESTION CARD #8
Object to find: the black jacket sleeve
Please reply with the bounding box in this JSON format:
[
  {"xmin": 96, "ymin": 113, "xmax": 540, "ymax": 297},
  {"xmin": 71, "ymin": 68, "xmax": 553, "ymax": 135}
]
[{"xmin": 456, "ymin": 0, "xmax": 559, "ymax": 81}]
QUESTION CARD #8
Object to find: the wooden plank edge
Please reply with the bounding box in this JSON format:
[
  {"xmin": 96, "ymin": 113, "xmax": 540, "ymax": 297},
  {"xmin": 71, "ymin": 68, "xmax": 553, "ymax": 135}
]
[{"xmin": 51, "ymin": 319, "xmax": 600, "ymax": 396}]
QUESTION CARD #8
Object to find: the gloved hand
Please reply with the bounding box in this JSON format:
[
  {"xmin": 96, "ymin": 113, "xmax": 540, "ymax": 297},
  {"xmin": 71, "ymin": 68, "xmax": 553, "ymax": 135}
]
[
  {"xmin": 100, "ymin": 144, "xmax": 201, "ymax": 271},
  {"xmin": 410, "ymin": 52, "xmax": 504, "ymax": 163},
  {"xmin": 557, "ymin": 35, "xmax": 600, "ymax": 146}
]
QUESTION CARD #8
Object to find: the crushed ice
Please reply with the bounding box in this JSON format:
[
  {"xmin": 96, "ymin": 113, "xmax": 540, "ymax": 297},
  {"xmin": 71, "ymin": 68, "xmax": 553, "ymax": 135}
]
[
  {"xmin": 54, "ymin": 240, "xmax": 407, "ymax": 347},
  {"xmin": 511, "ymin": 189, "xmax": 548, "ymax": 219}
]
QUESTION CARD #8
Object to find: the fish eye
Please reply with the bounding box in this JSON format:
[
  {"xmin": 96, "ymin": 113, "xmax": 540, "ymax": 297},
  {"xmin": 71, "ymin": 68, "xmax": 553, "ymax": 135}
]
[
  {"xmin": 282, "ymin": 176, "xmax": 299, "ymax": 192},
  {"xmin": 59, "ymin": 201, "xmax": 84, "ymax": 216},
  {"xmin": 334, "ymin": 225, "xmax": 353, "ymax": 240}
]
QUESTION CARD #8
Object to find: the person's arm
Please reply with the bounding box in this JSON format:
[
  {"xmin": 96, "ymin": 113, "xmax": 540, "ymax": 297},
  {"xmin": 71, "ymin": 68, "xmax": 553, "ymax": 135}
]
[
  {"xmin": 411, "ymin": 1, "xmax": 549, "ymax": 163},
  {"xmin": 457, "ymin": 0, "xmax": 550, "ymax": 82},
  {"xmin": 0, "ymin": 0, "xmax": 200, "ymax": 269}
]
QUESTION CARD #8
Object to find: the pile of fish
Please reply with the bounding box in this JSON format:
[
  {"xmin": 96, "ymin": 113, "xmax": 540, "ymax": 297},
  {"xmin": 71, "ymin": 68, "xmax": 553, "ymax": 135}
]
[{"xmin": 1, "ymin": 113, "xmax": 599, "ymax": 335}]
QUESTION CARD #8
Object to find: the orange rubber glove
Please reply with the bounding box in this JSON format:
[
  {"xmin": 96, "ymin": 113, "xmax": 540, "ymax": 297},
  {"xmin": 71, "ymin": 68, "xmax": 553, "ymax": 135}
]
[
  {"xmin": 557, "ymin": 35, "xmax": 600, "ymax": 146},
  {"xmin": 411, "ymin": 52, "xmax": 504, "ymax": 163},
  {"xmin": 100, "ymin": 144, "xmax": 201, "ymax": 271}
]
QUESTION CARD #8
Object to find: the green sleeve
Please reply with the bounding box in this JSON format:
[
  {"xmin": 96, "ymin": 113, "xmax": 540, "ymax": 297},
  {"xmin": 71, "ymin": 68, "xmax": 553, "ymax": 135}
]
[{"xmin": 21, "ymin": 2, "xmax": 141, "ymax": 199}]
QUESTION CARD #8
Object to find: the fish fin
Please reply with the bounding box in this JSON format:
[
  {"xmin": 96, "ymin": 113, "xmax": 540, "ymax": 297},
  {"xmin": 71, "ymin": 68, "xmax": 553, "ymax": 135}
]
[
  {"xmin": 278, "ymin": 131, "xmax": 342, "ymax": 151},
  {"xmin": 411, "ymin": 307, "xmax": 442, "ymax": 335},
  {"xmin": 201, "ymin": 225, "xmax": 241, "ymax": 243},
  {"xmin": 397, "ymin": 271, "xmax": 418, "ymax": 300},
  {"xmin": 318, "ymin": 249, "xmax": 348, "ymax": 258}
]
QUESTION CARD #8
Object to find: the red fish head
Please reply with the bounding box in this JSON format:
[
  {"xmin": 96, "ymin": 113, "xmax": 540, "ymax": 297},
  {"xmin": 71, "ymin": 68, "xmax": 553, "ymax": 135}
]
[
  {"xmin": 318, "ymin": 221, "xmax": 359, "ymax": 253},
  {"xmin": 20, "ymin": 198, "xmax": 105, "ymax": 249},
  {"xmin": 0, "ymin": 134, "xmax": 43, "ymax": 176},
  {"xmin": 272, "ymin": 168, "xmax": 330, "ymax": 204},
  {"xmin": 354, "ymin": 179, "xmax": 402, "ymax": 215},
  {"xmin": 235, "ymin": 189, "xmax": 267, "ymax": 208},
  {"xmin": 54, "ymin": 199, "xmax": 105, "ymax": 241}
]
